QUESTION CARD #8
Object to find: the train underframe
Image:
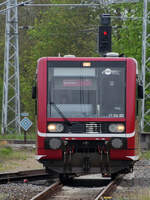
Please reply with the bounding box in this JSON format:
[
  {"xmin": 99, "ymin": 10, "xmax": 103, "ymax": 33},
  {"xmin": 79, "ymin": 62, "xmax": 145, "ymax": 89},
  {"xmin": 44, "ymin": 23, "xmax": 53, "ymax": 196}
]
[{"xmin": 38, "ymin": 139, "xmax": 136, "ymax": 178}]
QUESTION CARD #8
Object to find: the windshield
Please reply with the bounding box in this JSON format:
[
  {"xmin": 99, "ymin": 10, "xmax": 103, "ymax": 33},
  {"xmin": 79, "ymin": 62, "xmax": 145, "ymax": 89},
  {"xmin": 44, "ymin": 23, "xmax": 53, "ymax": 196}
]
[{"xmin": 47, "ymin": 61, "xmax": 126, "ymax": 118}]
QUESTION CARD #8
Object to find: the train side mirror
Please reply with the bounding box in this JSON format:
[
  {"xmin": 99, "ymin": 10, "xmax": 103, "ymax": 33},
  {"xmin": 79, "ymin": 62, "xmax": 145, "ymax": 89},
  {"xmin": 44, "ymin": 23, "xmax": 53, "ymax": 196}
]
[
  {"xmin": 138, "ymin": 84, "xmax": 144, "ymax": 99},
  {"xmin": 32, "ymin": 86, "xmax": 37, "ymax": 99}
]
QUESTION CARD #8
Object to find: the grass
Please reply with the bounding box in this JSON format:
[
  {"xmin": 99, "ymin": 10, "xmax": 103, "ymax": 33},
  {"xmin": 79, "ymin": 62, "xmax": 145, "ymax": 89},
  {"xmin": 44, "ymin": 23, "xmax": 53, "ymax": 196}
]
[
  {"xmin": 141, "ymin": 151, "xmax": 150, "ymax": 160},
  {"xmin": 0, "ymin": 146, "xmax": 32, "ymax": 160},
  {"xmin": 0, "ymin": 132, "xmax": 36, "ymax": 140},
  {"xmin": 0, "ymin": 146, "xmax": 36, "ymax": 171},
  {"xmin": 0, "ymin": 146, "xmax": 12, "ymax": 158}
]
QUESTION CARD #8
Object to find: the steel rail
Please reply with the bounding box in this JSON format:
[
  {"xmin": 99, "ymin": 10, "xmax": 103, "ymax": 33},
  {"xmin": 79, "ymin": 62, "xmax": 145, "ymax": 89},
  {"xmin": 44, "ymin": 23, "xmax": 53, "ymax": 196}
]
[
  {"xmin": 94, "ymin": 174, "xmax": 124, "ymax": 200},
  {"xmin": 30, "ymin": 174, "xmax": 124, "ymax": 200},
  {"xmin": 30, "ymin": 181, "xmax": 63, "ymax": 200}
]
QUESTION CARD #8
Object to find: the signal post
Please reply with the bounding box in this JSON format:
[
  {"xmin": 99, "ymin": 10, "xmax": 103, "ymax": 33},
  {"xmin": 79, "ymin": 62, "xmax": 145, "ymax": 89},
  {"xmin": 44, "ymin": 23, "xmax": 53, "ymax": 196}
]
[{"xmin": 99, "ymin": 14, "xmax": 112, "ymax": 54}]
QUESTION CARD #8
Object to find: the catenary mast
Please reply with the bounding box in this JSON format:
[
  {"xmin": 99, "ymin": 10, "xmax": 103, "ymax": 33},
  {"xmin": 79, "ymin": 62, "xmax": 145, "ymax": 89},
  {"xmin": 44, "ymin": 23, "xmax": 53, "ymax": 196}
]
[
  {"xmin": 1, "ymin": 0, "xmax": 20, "ymax": 134},
  {"xmin": 141, "ymin": 0, "xmax": 150, "ymax": 132}
]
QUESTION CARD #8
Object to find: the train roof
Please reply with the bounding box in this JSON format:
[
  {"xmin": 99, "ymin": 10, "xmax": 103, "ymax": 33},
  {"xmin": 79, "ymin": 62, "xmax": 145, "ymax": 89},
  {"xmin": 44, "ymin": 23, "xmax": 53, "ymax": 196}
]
[{"xmin": 37, "ymin": 55, "xmax": 139, "ymax": 75}]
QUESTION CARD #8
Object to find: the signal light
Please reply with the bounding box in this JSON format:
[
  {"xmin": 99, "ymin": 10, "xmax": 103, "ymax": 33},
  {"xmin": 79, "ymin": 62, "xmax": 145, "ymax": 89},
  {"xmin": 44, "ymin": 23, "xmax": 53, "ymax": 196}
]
[
  {"xmin": 99, "ymin": 26, "xmax": 112, "ymax": 53},
  {"xmin": 104, "ymin": 31, "xmax": 108, "ymax": 36}
]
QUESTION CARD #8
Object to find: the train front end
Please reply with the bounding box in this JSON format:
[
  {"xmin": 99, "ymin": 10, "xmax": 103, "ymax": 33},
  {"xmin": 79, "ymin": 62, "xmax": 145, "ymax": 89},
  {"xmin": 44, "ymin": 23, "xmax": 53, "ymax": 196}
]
[{"xmin": 35, "ymin": 56, "xmax": 140, "ymax": 177}]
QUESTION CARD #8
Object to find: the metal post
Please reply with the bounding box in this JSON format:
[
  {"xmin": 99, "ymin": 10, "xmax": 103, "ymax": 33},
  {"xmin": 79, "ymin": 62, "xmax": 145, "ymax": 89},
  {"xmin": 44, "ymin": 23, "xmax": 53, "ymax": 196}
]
[
  {"xmin": 1, "ymin": 0, "xmax": 20, "ymax": 134},
  {"xmin": 141, "ymin": 0, "xmax": 150, "ymax": 132}
]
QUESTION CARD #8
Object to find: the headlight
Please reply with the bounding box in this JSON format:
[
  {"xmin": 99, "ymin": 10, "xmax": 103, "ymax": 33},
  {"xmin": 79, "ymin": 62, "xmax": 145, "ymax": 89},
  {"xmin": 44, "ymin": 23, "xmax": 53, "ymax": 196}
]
[
  {"xmin": 108, "ymin": 123, "xmax": 125, "ymax": 133},
  {"xmin": 47, "ymin": 123, "xmax": 64, "ymax": 132}
]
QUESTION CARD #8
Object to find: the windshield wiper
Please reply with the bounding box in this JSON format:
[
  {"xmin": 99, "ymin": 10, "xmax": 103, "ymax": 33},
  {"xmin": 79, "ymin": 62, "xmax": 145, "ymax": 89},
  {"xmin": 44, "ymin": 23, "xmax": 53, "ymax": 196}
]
[{"xmin": 50, "ymin": 102, "xmax": 72, "ymax": 126}]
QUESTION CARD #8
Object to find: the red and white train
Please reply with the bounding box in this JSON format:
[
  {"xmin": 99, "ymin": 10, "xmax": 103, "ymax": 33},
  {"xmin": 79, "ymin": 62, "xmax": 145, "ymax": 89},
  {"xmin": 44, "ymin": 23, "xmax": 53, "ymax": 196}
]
[{"xmin": 33, "ymin": 54, "xmax": 143, "ymax": 178}]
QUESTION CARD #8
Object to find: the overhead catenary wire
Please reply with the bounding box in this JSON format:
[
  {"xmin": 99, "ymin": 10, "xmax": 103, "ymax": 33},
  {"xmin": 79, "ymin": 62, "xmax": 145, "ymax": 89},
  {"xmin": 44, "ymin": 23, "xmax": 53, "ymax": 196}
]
[
  {"xmin": 0, "ymin": 2, "xmax": 101, "ymax": 15},
  {"xmin": 0, "ymin": 0, "xmax": 142, "ymax": 15},
  {"xmin": 22, "ymin": 3, "xmax": 101, "ymax": 7},
  {"xmin": 17, "ymin": 3, "xmax": 143, "ymax": 21},
  {"xmin": 0, "ymin": 0, "xmax": 33, "ymax": 14},
  {"xmin": 18, "ymin": 0, "xmax": 141, "ymax": 7}
]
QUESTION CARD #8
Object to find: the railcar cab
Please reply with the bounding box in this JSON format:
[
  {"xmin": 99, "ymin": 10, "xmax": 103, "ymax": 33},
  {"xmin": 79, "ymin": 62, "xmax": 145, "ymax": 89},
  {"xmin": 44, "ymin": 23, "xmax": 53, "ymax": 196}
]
[{"xmin": 33, "ymin": 53, "xmax": 143, "ymax": 177}]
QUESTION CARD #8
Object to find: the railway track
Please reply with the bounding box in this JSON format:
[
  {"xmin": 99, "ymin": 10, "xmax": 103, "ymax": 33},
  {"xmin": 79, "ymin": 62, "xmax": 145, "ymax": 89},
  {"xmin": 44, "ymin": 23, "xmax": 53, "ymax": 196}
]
[
  {"xmin": 0, "ymin": 169, "xmax": 56, "ymax": 184},
  {"xmin": 30, "ymin": 174, "xmax": 124, "ymax": 200},
  {"xmin": 94, "ymin": 174, "xmax": 124, "ymax": 200},
  {"xmin": 31, "ymin": 181, "xmax": 63, "ymax": 200}
]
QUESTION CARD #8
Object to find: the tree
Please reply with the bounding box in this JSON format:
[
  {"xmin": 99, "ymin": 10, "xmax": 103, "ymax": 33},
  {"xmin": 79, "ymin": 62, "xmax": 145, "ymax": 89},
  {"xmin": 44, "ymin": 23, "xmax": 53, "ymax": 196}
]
[
  {"xmin": 19, "ymin": 0, "xmax": 101, "ymax": 130},
  {"xmin": 0, "ymin": 0, "xmax": 147, "ymax": 132}
]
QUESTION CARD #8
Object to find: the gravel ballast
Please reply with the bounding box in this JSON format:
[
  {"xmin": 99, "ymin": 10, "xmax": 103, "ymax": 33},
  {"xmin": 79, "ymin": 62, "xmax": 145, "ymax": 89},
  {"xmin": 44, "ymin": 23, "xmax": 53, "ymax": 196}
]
[
  {"xmin": 0, "ymin": 183, "xmax": 47, "ymax": 200},
  {"xmin": 112, "ymin": 159, "xmax": 150, "ymax": 200},
  {"xmin": 0, "ymin": 159, "xmax": 150, "ymax": 200}
]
